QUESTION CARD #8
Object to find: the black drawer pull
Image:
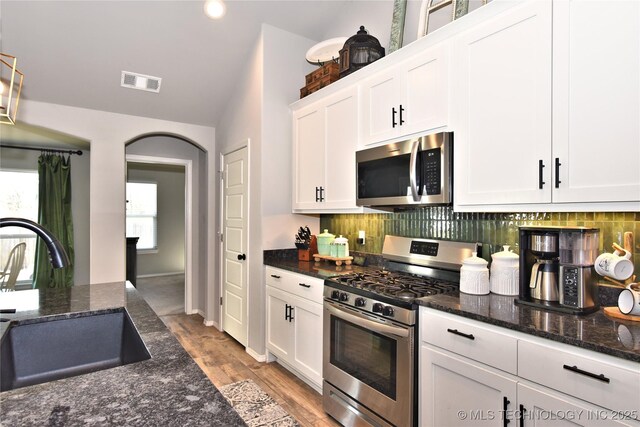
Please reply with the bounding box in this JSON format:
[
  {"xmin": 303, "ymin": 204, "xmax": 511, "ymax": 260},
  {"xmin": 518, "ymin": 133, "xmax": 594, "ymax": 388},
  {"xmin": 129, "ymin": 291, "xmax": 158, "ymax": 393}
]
[
  {"xmin": 503, "ymin": 396, "xmax": 511, "ymax": 427},
  {"xmin": 447, "ymin": 328, "xmax": 475, "ymax": 340},
  {"xmin": 538, "ymin": 159, "xmax": 545, "ymax": 189},
  {"xmin": 298, "ymin": 283, "xmax": 311, "ymax": 288},
  {"xmin": 270, "ymin": 274, "xmax": 281, "ymax": 279},
  {"xmin": 563, "ymin": 364, "xmax": 610, "ymax": 383},
  {"xmin": 519, "ymin": 405, "xmax": 525, "ymax": 427}
]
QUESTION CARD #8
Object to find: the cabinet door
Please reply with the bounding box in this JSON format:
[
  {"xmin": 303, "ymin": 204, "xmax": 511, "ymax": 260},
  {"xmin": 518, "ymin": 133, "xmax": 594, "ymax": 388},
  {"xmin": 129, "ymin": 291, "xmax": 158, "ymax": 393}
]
[
  {"xmin": 359, "ymin": 66, "xmax": 403, "ymax": 146},
  {"xmin": 292, "ymin": 105, "xmax": 325, "ymax": 210},
  {"xmin": 518, "ymin": 382, "xmax": 639, "ymax": 427},
  {"xmin": 420, "ymin": 345, "xmax": 517, "ymax": 427},
  {"xmin": 265, "ymin": 286, "xmax": 293, "ymax": 360},
  {"xmin": 291, "ymin": 294, "xmax": 323, "ymax": 387},
  {"xmin": 453, "ymin": 0, "xmax": 553, "ymax": 206},
  {"xmin": 322, "ymin": 87, "xmax": 360, "ymax": 210},
  {"xmin": 401, "ymin": 43, "xmax": 450, "ymax": 138},
  {"xmin": 552, "ymin": 0, "xmax": 640, "ymax": 203}
]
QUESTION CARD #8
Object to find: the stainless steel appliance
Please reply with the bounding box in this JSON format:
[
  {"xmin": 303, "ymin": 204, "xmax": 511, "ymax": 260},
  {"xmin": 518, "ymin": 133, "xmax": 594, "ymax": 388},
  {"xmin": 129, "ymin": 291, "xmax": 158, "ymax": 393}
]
[
  {"xmin": 516, "ymin": 226, "xmax": 600, "ymax": 315},
  {"xmin": 356, "ymin": 132, "xmax": 452, "ymax": 207},
  {"xmin": 323, "ymin": 236, "xmax": 479, "ymax": 427}
]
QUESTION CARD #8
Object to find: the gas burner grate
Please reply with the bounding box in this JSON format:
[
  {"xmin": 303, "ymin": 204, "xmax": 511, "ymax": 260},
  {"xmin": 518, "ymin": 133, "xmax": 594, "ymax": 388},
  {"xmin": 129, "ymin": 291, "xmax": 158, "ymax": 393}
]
[{"xmin": 332, "ymin": 270, "xmax": 458, "ymax": 299}]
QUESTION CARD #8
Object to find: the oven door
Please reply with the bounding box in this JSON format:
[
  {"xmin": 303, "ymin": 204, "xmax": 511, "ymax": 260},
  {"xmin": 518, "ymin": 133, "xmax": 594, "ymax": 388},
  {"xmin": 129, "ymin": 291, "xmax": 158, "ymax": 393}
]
[{"xmin": 323, "ymin": 299, "xmax": 414, "ymax": 427}]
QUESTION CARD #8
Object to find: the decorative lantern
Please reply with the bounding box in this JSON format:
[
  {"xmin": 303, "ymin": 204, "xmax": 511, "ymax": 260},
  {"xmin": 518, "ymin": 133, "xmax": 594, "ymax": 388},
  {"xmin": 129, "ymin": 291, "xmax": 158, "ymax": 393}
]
[
  {"xmin": 0, "ymin": 53, "xmax": 24, "ymax": 125},
  {"xmin": 339, "ymin": 26, "xmax": 385, "ymax": 78}
]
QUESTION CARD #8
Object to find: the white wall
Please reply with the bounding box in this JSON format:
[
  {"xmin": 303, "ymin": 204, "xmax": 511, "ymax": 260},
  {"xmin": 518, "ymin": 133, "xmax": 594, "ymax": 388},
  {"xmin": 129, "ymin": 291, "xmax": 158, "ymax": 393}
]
[
  {"xmin": 0, "ymin": 146, "xmax": 91, "ymax": 285},
  {"xmin": 216, "ymin": 24, "xmax": 320, "ymax": 357},
  {"xmin": 126, "ymin": 162, "xmax": 185, "ymax": 276},
  {"xmin": 17, "ymin": 99, "xmax": 218, "ymax": 321}
]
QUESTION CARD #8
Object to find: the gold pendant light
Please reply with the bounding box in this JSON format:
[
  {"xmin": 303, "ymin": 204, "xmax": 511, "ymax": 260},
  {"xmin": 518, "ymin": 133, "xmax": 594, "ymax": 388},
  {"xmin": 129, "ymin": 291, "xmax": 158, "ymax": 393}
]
[{"xmin": 0, "ymin": 53, "xmax": 24, "ymax": 125}]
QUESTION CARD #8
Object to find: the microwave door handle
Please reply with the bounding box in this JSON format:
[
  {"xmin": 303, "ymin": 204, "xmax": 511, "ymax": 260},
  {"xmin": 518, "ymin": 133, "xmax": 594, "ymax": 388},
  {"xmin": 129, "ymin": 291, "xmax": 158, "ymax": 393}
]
[
  {"xmin": 409, "ymin": 139, "xmax": 421, "ymax": 202},
  {"xmin": 326, "ymin": 304, "xmax": 409, "ymax": 338}
]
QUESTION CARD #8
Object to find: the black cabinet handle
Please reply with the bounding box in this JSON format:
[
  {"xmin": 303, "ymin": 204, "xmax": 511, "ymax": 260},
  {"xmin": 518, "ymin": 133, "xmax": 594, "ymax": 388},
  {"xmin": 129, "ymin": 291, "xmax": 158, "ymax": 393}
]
[
  {"xmin": 285, "ymin": 305, "xmax": 294, "ymax": 322},
  {"xmin": 0, "ymin": 309, "xmax": 16, "ymax": 314},
  {"xmin": 538, "ymin": 160, "xmax": 545, "ymax": 189},
  {"xmin": 555, "ymin": 158, "xmax": 561, "ymax": 188},
  {"xmin": 399, "ymin": 104, "xmax": 405, "ymax": 125},
  {"xmin": 503, "ymin": 396, "xmax": 511, "ymax": 426},
  {"xmin": 299, "ymin": 283, "xmax": 311, "ymax": 288},
  {"xmin": 270, "ymin": 274, "xmax": 281, "ymax": 279},
  {"xmin": 392, "ymin": 107, "xmax": 397, "ymax": 128},
  {"xmin": 237, "ymin": 253, "xmax": 246, "ymax": 261},
  {"xmin": 319, "ymin": 186, "xmax": 325, "ymax": 202},
  {"xmin": 315, "ymin": 186, "xmax": 319, "ymax": 202},
  {"xmin": 519, "ymin": 405, "xmax": 525, "ymax": 427},
  {"xmin": 447, "ymin": 328, "xmax": 475, "ymax": 340},
  {"xmin": 562, "ymin": 364, "xmax": 610, "ymax": 383}
]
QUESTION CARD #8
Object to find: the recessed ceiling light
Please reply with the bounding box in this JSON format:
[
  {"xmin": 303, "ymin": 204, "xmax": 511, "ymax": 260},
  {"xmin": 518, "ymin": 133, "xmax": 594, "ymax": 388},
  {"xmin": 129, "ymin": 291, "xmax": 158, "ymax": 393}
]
[{"xmin": 204, "ymin": 0, "xmax": 226, "ymax": 19}]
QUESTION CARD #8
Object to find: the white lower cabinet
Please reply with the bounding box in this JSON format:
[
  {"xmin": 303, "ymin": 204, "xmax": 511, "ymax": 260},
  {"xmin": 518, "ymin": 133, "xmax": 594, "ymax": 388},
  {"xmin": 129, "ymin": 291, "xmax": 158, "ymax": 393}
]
[
  {"xmin": 419, "ymin": 307, "xmax": 640, "ymax": 426},
  {"xmin": 265, "ymin": 267, "xmax": 323, "ymax": 392},
  {"xmin": 421, "ymin": 344, "xmax": 517, "ymax": 427}
]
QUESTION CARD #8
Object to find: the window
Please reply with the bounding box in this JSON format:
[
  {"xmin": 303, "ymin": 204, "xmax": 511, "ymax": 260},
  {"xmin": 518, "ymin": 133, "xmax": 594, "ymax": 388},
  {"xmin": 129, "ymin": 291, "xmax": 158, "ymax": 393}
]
[
  {"xmin": 0, "ymin": 170, "xmax": 39, "ymax": 286},
  {"xmin": 126, "ymin": 182, "xmax": 157, "ymax": 250}
]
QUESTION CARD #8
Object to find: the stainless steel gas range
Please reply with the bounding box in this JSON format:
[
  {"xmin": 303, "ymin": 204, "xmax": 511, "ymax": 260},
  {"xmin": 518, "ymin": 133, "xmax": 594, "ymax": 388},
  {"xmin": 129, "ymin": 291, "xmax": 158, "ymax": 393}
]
[{"xmin": 323, "ymin": 235, "xmax": 480, "ymax": 427}]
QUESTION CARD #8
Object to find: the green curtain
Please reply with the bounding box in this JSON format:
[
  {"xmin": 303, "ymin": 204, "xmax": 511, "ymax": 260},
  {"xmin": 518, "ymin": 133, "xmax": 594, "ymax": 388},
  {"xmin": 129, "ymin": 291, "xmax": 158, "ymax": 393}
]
[{"xmin": 33, "ymin": 154, "xmax": 74, "ymax": 288}]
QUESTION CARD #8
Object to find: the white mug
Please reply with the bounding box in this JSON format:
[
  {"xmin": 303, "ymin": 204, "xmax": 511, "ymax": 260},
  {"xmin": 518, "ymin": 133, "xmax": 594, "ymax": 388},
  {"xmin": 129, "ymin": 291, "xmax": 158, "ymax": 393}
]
[
  {"xmin": 595, "ymin": 249, "xmax": 634, "ymax": 281},
  {"xmin": 618, "ymin": 284, "xmax": 640, "ymax": 316}
]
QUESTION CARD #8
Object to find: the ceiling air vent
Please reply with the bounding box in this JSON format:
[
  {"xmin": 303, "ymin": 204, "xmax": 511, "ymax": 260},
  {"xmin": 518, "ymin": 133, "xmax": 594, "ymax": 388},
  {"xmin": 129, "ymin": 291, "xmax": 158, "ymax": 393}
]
[{"xmin": 121, "ymin": 71, "xmax": 162, "ymax": 93}]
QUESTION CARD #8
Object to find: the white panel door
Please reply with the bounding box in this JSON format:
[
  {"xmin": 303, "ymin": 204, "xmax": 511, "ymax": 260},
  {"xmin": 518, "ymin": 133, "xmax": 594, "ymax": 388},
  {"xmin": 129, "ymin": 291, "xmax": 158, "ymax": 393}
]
[
  {"xmin": 420, "ymin": 345, "xmax": 517, "ymax": 427},
  {"xmin": 453, "ymin": 0, "xmax": 553, "ymax": 206},
  {"xmin": 517, "ymin": 382, "xmax": 637, "ymax": 427},
  {"xmin": 265, "ymin": 286, "xmax": 293, "ymax": 360},
  {"xmin": 291, "ymin": 294, "xmax": 323, "ymax": 387},
  {"xmin": 222, "ymin": 147, "xmax": 248, "ymax": 346},
  {"xmin": 359, "ymin": 67, "xmax": 402, "ymax": 146},
  {"xmin": 323, "ymin": 87, "xmax": 359, "ymax": 210},
  {"xmin": 552, "ymin": 0, "xmax": 640, "ymax": 203},
  {"xmin": 292, "ymin": 106, "xmax": 325, "ymax": 210}
]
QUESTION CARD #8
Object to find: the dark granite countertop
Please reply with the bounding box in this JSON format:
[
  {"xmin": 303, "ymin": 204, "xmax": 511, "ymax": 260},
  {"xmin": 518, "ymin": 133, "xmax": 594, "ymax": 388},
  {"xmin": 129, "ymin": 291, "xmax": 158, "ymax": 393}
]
[
  {"xmin": 265, "ymin": 249, "xmax": 640, "ymax": 364},
  {"xmin": 417, "ymin": 291, "xmax": 640, "ymax": 363},
  {"xmin": 0, "ymin": 282, "xmax": 246, "ymax": 426}
]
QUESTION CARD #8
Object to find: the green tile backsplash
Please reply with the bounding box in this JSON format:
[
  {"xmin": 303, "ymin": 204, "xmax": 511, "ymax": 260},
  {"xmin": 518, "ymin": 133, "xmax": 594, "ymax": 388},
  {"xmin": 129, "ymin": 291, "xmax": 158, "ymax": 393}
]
[{"xmin": 320, "ymin": 208, "xmax": 640, "ymax": 273}]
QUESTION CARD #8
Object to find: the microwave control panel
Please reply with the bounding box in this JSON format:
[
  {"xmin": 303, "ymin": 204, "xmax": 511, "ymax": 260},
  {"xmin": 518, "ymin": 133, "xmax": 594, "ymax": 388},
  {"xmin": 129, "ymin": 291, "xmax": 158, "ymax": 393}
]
[{"xmin": 422, "ymin": 148, "xmax": 441, "ymax": 195}]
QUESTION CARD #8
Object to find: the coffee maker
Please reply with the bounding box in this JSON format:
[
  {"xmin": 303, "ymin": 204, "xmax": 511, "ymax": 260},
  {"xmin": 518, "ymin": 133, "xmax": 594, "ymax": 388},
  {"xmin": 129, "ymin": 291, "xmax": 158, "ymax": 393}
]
[{"xmin": 517, "ymin": 226, "xmax": 600, "ymax": 314}]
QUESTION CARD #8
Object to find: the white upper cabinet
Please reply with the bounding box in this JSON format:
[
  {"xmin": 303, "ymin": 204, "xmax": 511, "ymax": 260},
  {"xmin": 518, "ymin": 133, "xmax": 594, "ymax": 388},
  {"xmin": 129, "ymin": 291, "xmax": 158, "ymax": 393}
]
[
  {"xmin": 453, "ymin": 0, "xmax": 553, "ymax": 206},
  {"xmin": 359, "ymin": 42, "xmax": 450, "ymax": 147},
  {"xmin": 453, "ymin": 0, "xmax": 640, "ymax": 211},
  {"xmin": 292, "ymin": 86, "xmax": 362, "ymax": 213},
  {"xmin": 551, "ymin": 0, "xmax": 640, "ymax": 204}
]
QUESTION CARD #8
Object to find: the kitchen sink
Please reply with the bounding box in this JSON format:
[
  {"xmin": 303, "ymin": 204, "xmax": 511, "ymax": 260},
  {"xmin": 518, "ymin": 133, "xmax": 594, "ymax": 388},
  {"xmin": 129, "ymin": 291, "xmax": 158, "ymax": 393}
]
[{"xmin": 0, "ymin": 308, "xmax": 151, "ymax": 392}]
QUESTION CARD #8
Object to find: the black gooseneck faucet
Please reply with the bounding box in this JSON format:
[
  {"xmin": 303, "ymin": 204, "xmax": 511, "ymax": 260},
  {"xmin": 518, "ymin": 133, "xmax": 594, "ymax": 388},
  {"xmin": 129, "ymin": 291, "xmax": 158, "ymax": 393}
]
[{"xmin": 0, "ymin": 217, "xmax": 70, "ymax": 268}]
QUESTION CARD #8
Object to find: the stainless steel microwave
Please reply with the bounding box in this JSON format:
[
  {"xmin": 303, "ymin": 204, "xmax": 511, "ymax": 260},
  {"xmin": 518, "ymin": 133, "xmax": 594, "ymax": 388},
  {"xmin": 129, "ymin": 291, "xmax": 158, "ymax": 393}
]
[{"xmin": 356, "ymin": 132, "xmax": 452, "ymax": 207}]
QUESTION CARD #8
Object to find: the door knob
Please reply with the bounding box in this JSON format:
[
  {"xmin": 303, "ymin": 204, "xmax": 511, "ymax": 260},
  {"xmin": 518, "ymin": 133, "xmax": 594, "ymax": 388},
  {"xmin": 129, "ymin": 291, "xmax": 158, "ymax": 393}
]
[{"xmin": 237, "ymin": 253, "xmax": 246, "ymax": 261}]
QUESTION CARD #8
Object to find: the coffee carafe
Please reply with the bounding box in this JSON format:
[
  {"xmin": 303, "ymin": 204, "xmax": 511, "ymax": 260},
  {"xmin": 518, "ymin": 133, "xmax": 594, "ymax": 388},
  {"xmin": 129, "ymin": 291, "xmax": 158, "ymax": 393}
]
[
  {"xmin": 517, "ymin": 226, "xmax": 600, "ymax": 315},
  {"xmin": 528, "ymin": 233, "xmax": 560, "ymax": 302}
]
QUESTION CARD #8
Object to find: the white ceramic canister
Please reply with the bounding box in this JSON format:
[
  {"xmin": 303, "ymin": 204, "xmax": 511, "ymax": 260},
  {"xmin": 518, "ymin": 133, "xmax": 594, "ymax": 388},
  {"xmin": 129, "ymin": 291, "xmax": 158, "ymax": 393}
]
[
  {"xmin": 460, "ymin": 251, "xmax": 490, "ymax": 295},
  {"xmin": 334, "ymin": 235, "xmax": 349, "ymax": 258},
  {"xmin": 490, "ymin": 245, "xmax": 520, "ymax": 295}
]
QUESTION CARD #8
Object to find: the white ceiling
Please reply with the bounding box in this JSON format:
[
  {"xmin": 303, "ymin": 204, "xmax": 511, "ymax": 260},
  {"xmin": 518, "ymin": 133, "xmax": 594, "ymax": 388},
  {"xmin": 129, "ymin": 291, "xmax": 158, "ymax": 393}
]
[{"xmin": 1, "ymin": 0, "xmax": 400, "ymax": 128}]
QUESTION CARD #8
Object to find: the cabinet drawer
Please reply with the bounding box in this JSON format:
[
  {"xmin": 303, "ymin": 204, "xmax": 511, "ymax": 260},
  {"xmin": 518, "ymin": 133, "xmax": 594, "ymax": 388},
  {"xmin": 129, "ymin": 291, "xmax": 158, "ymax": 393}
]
[
  {"xmin": 518, "ymin": 338, "xmax": 640, "ymax": 418},
  {"xmin": 420, "ymin": 308, "xmax": 517, "ymax": 374},
  {"xmin": 265, "ymin": 266, "xmax": 324, "ymax": 304}
]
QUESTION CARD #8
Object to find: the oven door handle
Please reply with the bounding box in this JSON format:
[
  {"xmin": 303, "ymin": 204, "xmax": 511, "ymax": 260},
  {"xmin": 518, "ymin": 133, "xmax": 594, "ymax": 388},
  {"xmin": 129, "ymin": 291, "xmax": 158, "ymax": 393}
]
[
  {"xmin": 409, "ymin": 139, "xmax": 421, "ymax": 202},
  {"xmin": 326, "ymin": 304, "xmax": 409, "ymax": 338}
]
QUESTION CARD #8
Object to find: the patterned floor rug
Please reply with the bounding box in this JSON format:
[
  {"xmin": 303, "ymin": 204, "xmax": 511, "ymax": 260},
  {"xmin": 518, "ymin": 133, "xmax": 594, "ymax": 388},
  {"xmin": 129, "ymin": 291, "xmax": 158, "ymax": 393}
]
[{"xmin": 219, "ymin": 379, "xmax": 300, "ymax": 427}]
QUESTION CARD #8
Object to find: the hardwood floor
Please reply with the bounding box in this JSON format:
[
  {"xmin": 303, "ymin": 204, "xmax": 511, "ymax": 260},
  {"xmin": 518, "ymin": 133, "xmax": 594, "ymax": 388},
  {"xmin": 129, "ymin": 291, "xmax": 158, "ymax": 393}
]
[{"xmin": 162, "ymin": 313, "xmax": 340, "ymax": 427}]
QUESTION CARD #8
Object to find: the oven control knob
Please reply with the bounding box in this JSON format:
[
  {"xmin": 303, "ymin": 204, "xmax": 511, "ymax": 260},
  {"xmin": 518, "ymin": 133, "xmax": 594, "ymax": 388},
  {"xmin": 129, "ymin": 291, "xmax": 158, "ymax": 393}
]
[
  {"xmin": 383, "ymin": 306, "xmax": 395, "ymax": 317},
  {"xmin": 372, "ymin": 303, "xmax": 384, "ymax": 313},
  {"xmin": 355, "ymin": 297, "xmax": 366, "ymax": 307},
  {"xmin": 330, "ymin": 290, "xmax": 340, "ymax": 300},
  {"xmin": 339, "ymin": 292, "xmax": 349, "ymax": 302}
]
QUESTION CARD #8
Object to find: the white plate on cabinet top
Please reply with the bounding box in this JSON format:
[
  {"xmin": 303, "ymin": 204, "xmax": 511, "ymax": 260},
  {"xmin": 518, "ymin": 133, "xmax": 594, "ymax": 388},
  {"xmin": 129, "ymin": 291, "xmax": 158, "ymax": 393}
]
[{"xmin": 305, "ymin": 37, "xmax": 347, "ymax": 65}]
